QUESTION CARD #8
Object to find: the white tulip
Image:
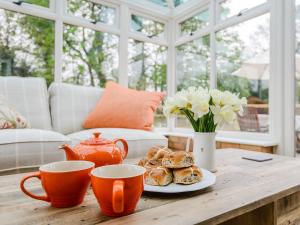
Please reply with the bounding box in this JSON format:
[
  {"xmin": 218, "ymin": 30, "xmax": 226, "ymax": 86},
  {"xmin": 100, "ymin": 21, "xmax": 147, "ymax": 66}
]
[
  {"xmin": 210, "ymin": 105, "xmax": 237, "ymax": 127},
  {"xmin": 210, "ymin": 89, "xmax": 222, "ymax": 105},
  {"xmin": 163, "ymin": 87, "xmax": 247, "ymax": 131},
  {"xmin": 191, "ymin": 101, "xmax": 210, "ymax": 118},
  {"xmin": 173, "ymin": 91, "xmax": 189, "ymax": 108}
]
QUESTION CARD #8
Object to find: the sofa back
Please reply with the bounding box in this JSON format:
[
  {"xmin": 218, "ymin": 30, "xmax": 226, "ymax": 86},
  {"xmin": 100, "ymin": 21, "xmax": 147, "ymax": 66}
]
[
  {"xmin": 0, "ymin": 77, "xmax": 52, "ymax": 130},
  {"xmin": 48, "ymin": 83, "xmax": 103, "ymax": 134}
]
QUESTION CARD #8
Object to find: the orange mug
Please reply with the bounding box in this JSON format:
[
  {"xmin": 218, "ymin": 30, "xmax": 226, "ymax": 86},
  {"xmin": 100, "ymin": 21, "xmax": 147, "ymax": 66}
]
[
  {"xmin": 91, "ymin": 164, "xmax": 146, "ymax": 217},
  {"xmin": 20, "ymin": 161, "xmax": 95, "ymax": 208}
]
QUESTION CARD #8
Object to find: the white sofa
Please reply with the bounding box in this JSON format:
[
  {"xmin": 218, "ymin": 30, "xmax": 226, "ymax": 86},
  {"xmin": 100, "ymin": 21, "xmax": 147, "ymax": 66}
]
[{"xmin": 0, "ymin": 77, "xmax": 168, "ymax": 172}]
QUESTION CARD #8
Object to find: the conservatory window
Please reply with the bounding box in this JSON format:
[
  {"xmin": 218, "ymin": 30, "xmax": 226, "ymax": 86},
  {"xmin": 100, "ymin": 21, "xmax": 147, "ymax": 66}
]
[
  {"xmin": 128, "ymin": 39, "xmax": 167, "ymax": 127},
  {"xmin": 175, "ymin": 35, "xmax": 210, "ymax": 128},
  {"xmin": 62, "ymin": 24, "xmax": 119, "ymax": 87},
  {"xmin": 0, "ymin": 8, "xmax": 54, "ymax": 85},
  {"xmin": 216, "ymin": 13, "xmax": 270, "ymax": 132},
  {"xmin": 67, "ymin": 0, "xmax": 116, "ymax": 25},
  {"xmin": 218, "ymin": 0, "xmax": 267, "ymax": 21},
  {"xmin": 179, "ymin": 8, "xmax": 209, "ymax": 37},
  {"xmin": 131, "ymin": 15, "xmax": 165, "ymax": 39}
]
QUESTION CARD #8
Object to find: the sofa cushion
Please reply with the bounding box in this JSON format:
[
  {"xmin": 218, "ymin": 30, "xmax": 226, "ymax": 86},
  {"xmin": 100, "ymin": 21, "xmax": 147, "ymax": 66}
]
[
  {"xmin": 0, "ymin": 77, "xmax": 52, "ymax": 130},
  {"xmin": 0, "ymin": 95, "xmax": 30, "ymax": 129},
  {"xmin": 83, "ymin": 81, "xmax": 165, "ymax": 131},
  {"xmin": 68, "ymin": 128, "xmax": 168, "ymax": 159},
  {"xmin": 0, "ymin": 129, "xmax": 70, "ymax": 172},
  {"xmin": 48, "ymin": 83, "xmax": 103, "ymax": 135}
]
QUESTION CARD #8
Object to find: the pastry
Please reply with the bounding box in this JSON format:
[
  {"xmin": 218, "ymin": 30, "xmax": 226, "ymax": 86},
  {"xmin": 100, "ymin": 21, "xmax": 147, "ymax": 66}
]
[
  {"xmin": 138, "ymin": 158, "xmax": 148, "ymax": 167},
  {"xmin": 173, "ymin": 166, "xmax": 203, "ymax": 184},
  {"xmin": 145, "ymin": 166, "xmax": 173, "ymax": 186},
  {"xmin": 146, "ymin": 146, "xmax": 172, "ymax": 165},
  {"xmin": 162, "ymin": 151, "xmax": 194, "ymax": 168}
]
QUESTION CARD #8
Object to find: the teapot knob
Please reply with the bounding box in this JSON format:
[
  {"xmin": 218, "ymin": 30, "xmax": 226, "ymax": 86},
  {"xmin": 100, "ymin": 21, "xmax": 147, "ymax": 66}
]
[{"xmin": 93, "ymin": 132, "xmax": 101, "ymax": 138}]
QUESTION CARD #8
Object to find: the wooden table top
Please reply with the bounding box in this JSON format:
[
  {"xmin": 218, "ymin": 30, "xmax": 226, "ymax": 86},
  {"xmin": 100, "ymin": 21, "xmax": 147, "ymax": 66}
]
[{"xmin": 1, "ymin": 149, "xmax": 300, "ymax": 225}]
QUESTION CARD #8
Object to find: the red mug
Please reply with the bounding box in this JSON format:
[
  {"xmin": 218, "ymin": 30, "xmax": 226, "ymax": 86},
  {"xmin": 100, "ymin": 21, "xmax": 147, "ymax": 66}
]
[
  {"xmin": 20, "ymin": 160, "xmax": 95, "ymax": 208},
  {"xmin": 91, "ymin": 164, "xmax": 146, "ymax": 217}
]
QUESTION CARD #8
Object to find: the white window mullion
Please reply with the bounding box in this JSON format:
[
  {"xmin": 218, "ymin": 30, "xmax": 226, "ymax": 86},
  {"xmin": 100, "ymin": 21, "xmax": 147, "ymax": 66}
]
[
  {"xmin": 54, "ymin": 0, "xmax": 64, "ymax": 83},
  {"xmin": 269, "ymin": 0, "xmax": 284, "ymax": 154},
  {"xmin": 118, "ymin": 3, "xmax": 130, "ymax": 87},
  {"xmin": 283, "ymin": 0, "xmax": 296, "ymax": 156},
  {"xmin": 209, "ymin": 0, "xmax": 216, "ymax": 89},
  {"xmin": 167, "ymin": 19, "xmax": 176, "ymax": 131},
  {"xmin": 128, "ymin": 32, "xmax": 168, "ymax": 46},
  {"xmin": 49, "ymin": 0, "xmax": 55, "ymax": 11}
]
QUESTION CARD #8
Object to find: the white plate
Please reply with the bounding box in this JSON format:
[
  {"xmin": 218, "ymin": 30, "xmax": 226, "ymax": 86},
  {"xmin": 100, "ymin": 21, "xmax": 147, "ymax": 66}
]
[{"xmin": 144, "ymin": 169, "xmax": 216, "ymax": 193}]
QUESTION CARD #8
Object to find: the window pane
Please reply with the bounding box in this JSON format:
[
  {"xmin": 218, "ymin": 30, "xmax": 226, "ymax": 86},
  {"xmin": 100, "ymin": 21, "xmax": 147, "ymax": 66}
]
[
  {"xmin": 216, "ymin": 14, "xmax": 270, "ymax": 132},
  {"xmin": 3, "ymin": 0, "xmax": 49, "ymax": 7},
  {"xmin": 180, "ymin": 8, "xmax": 209, "ymax": 36},
  {"xmin": 62, "ymin": 24, "xmax": 119, "ymax": 87},
  {"xmin": 131, "ymin": 15, "xmax": 165, "ymax": 38},
  {"xmin": 128, "ymin": 39, "xmax": 167, "ymax": 127},
  {"xmin": 219, "ymin": 0, "xmax": 266, "ymax": 21},
  {"xmin": 67, "ymin": 0, "xmax": 115, "ymax": 25},
  {"xmin": 148, "ymin": 0, "xmax": 168, "ymax": 7},
  {"xmin": 0, "ymin": 9, "xmax": 54, "ymax": 85},
  {"xmin": 175, "ymin": 35, "xmax": 210, "ymax": 128}
]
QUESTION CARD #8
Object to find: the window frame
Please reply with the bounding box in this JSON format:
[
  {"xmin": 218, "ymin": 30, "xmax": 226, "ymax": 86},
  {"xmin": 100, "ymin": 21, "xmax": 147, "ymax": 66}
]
[
  {"xmin": 172, "ymin": 0, "xmax": 280, "ymax": 146},
  {"xmin": 0, "ymin": 0, "xmax": 293, "ymax": 155}
]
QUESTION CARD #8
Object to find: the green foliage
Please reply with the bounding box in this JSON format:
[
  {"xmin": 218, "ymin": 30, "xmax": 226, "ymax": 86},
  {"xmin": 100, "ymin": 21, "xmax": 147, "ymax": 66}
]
[
  {"xmin": 217, "ymin": 75, "xmax": 251, "ymax": 98},
  {"xmin": 180, "ymin": 10, "xmax": 209, "ymax": 35},
  {"xmin": 25, "ymin": 0, "xmax": 49, "ymax": 7},
  {"xmin": 0, "ymin": 9, "xmax": 54, "ymax": 85},
  {"xmin": 131, "ymin": 15, "xmax": 164, "ymax": 38},
  {"xmin": 19, "ymin": 14, "xmax": 55, "ymax": 86}
]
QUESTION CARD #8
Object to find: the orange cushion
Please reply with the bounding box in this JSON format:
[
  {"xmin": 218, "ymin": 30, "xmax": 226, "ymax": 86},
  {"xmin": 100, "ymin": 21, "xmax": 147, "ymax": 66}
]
[{"xmin": 83, "ymin": 82, "xmax": 165, "ymax": 131}]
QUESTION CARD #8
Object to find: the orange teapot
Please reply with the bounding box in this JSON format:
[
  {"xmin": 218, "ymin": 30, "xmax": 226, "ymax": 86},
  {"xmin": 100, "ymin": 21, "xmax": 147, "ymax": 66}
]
[{"xmin": 60, "ymin": 132, "xmax": 128, "ymax": 168}]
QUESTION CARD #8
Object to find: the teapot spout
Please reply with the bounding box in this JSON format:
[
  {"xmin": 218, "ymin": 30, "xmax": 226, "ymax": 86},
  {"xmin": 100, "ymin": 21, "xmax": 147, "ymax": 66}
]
[{"xmin": 59, "ymin": 144, "xmax": 79, "ymax": 160}]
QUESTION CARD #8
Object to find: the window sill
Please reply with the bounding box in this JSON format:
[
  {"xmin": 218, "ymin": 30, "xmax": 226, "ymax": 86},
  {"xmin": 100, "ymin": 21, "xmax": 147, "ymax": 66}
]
[{"xmin": 158, "ymin": 131, "xmax": 278, "ymax": 147}]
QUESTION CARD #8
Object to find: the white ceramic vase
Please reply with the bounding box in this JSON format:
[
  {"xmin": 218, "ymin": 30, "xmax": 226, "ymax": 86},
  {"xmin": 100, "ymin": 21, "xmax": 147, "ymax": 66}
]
[{"xmin": 193, "ymin": 132, "xmax": 217, "ymax": 172}]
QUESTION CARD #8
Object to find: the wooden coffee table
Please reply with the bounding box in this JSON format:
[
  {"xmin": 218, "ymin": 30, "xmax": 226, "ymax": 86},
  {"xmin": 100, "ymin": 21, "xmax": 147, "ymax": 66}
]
[{"xmin": 1, "ymin": 149, "xmax": 300, "ymax": 225}]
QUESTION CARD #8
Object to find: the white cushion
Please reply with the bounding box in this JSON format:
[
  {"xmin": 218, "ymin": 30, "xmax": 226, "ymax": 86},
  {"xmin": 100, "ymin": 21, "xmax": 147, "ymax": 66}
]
[
  {"xmin": 68, "ymin": 128, "xmax": 168, "ymax": 159},
  {"xmin": 0, "ymin": 129, "xmax": 70, "ymax": 171},
  {"xmin": 48, "ymin": 83, "xmax": 103, "ymax": 134},
  {"xmin": 0, "ymin": 77, "xmax": 52, "ymax": 130}
]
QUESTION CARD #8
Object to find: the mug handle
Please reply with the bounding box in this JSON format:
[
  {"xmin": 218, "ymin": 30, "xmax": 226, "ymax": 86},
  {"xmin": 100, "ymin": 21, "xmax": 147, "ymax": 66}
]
[
  {"xmin": 112, "ymin": 180, "xmax": 124, "ymax": 213},
  {"xmin": 113, "ymin": 139, "xmax": 128, "ymax": 159},
  {"xmin": 20, "ymin": 172, "xmax": 50, "ymax": 202}
]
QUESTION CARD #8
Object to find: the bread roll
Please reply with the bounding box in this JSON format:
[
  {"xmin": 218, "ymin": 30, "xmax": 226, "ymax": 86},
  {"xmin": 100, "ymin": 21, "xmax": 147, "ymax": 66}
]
[
  {"xmin": 145, "ymin": 166, "xmax": 173, "ymax": 186},
  {"xmin": 138, "ymin": 158, "xmax": 160, "ymax": 170},
  {"xmin": 173, "ymin": 166, "xmax": 203, "ymax": 184},
  {"xmin": 138, "ymin": 158, "xmax": 148, "ymax": 167},
  {"xmin": 146, "ymin": 146, "xmax": 172, "ymax": 165},
  {"xmin": 162, "ymin": 151, "xmax": 194, "ymax": 168}
]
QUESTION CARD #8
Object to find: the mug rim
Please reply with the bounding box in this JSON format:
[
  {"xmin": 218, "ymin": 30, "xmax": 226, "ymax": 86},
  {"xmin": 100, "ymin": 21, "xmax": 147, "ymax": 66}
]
[
  {"xmin": 91, "ymin": 164, "xmax": 146, "ymax": 179},
  {"xmin": 39, "ymin": 160, "xmax": 95, "ymax": 173}
]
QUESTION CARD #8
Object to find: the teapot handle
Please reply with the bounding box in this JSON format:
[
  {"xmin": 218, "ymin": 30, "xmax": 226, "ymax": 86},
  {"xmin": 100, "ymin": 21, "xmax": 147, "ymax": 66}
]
[{"xmin": 113, "ymin": 139, "xmax": 128, "ymax": 159}]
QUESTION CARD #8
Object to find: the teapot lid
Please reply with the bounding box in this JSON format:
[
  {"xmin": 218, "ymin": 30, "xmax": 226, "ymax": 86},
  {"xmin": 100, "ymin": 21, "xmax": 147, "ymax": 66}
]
[{"xmin": 80, "ymin": 132, "xmax": 112, "ymax": 145}]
